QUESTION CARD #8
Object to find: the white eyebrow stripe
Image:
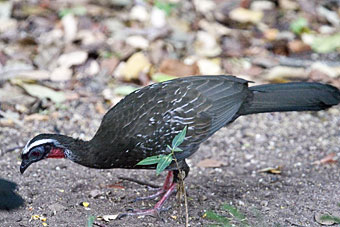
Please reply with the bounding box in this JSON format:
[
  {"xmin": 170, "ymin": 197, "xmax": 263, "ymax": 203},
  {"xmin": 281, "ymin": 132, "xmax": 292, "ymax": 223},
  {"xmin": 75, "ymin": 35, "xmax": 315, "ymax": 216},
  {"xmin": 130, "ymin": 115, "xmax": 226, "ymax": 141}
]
[{"xmin": 23, "ymin": 139, "xmax": 57, "ymax": 154}]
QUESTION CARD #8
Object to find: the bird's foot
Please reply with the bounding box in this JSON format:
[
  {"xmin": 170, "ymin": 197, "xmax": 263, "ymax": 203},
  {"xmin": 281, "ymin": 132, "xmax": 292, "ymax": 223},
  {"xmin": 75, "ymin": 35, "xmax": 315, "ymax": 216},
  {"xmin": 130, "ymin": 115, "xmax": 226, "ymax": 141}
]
[
  {"xmin": 132, "ymin": 171, "xmax": 174, "ymax": 202},
  {"xmin": 132, "ymin": 188, "xmax": 166, "ymax": 202},
  {"xmin": 117, "ymin": 206, "xmax": 171, "ymax": 220},
  {"xmin": 119, "ymin": 182, "xmax": 176, "ymax": 219}
]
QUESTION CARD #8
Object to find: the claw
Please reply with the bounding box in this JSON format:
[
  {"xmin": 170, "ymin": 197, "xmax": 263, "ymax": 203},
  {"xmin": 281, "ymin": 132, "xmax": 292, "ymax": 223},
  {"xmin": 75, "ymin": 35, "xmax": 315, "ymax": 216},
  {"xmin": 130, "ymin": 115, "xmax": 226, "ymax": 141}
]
[{"xmin": 131, "ymin": 171, "xmax": 174, "ymax": 202}]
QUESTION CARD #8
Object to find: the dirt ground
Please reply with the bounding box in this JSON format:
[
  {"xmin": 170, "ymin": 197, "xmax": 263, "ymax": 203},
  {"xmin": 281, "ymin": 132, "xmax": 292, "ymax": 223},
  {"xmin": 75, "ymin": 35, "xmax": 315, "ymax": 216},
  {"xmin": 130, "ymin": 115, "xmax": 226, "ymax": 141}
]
[{"xmin": 0, "ymin": 99, "xmax": 339, "ymax": 227}]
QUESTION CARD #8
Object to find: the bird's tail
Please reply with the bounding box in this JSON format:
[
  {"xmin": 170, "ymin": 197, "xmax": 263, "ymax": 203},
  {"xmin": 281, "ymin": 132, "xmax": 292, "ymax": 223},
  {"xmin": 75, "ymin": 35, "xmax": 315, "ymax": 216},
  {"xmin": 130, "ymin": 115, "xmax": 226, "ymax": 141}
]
[{"xmin": 238, "ymin": 82, "xmax": 340, "ymax": 115}]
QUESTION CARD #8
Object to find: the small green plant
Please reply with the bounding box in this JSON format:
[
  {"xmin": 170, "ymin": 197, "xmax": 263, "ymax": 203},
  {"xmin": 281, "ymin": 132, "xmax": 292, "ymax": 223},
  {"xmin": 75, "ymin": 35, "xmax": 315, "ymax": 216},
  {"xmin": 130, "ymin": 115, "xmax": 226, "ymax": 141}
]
[
  {"xmin": 155, "ymin": 0, "xmax": 177, "ymax": 16},
  {"xmin": 204, "ymin": 204, "xmax": 249, "ymax": 227},
  {"xmin": 290, "ymin": 17, "xmax": 309, "ymax": 35},
  {"xmin": 320, "ymin": 214, "xmax": 340, "ymax": 224},
  {"xmin": 137, "ymin": 126, "xmax": 187, "ymax": 175},
  {"xmin": 87, "ymin": 215, "xmax": 95, "ymax": 227}
]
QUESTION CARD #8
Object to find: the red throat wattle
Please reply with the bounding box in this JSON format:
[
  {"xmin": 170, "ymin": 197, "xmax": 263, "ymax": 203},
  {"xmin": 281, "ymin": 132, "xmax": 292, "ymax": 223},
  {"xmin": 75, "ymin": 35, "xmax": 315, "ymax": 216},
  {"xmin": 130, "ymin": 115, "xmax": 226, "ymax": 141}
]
[{"xmin": 47, "ymin": 147, "xmax": 65, "ymax": 159}]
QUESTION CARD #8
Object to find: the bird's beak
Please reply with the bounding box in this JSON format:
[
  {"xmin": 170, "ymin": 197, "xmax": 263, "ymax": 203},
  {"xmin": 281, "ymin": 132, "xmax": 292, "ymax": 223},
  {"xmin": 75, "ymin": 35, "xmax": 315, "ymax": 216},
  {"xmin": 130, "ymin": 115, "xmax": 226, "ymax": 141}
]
[{"xmin": 20, "ymin": 160, "xmax": 32, "ymax": 174}]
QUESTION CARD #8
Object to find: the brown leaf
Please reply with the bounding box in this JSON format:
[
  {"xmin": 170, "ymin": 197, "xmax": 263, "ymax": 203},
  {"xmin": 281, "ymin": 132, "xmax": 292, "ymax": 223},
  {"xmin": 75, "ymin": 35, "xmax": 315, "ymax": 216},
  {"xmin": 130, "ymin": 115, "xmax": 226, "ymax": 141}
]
[
  {"xmin": 196, "ymin": 159, "xmax": 225, "ymax": 168},
  {"xmin": 288, "ymin": 40, "xmax": 311, "ymax": 53},
  {"xmin": 159, "ymin": 59, "xmax": 199, "ymax": 77},
  {"xmin": 100, "ymin": 57, "xmax": 119, "ymax": 75},
  {"xmin": 103, "ymin": 183, "xmax": 125, "ymax": 189},
  {"xmin": 95, "ymin": 103, "xmax": 106, "ymax": 114},
  {"xmin": 24, "ymin": 114, "xmax": 49, "ymax": 122}
]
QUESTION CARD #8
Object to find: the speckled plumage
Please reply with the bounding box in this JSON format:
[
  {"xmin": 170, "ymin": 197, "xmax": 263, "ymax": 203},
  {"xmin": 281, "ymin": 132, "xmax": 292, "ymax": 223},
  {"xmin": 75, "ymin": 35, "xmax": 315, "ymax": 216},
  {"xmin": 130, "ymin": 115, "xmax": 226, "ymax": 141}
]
[{"xmin": 21, "ymin": 75, "xmax": 340, "ymax": 173}]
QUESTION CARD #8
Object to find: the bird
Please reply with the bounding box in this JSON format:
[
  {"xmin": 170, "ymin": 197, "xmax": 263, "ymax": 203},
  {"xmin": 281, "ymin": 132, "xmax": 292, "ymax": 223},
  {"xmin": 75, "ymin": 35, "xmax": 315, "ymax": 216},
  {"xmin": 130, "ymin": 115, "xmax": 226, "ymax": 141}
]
[{"xmin": 20, "ymin": 75, "xmax": 340, "ymax": 217}]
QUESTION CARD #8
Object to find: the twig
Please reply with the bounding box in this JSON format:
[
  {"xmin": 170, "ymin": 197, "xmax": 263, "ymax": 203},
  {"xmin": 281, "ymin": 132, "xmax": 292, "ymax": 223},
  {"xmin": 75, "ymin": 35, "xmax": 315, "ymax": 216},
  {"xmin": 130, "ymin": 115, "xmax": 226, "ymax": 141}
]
[
  {"xmin": 117, "ymin": 176, "xmax": 160, "ymax": 188},
  {"xmin": 173, "ymin": 155, "xmax": 189, "ymax": 227}
]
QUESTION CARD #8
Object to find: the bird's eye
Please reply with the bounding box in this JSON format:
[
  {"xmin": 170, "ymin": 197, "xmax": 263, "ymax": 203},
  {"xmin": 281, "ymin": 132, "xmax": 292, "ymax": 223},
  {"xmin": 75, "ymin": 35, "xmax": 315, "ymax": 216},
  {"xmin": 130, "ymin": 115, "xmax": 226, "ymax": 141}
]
[{"xmin": 31, "ymin": 151, "xmax": 40, "ymax": 157}]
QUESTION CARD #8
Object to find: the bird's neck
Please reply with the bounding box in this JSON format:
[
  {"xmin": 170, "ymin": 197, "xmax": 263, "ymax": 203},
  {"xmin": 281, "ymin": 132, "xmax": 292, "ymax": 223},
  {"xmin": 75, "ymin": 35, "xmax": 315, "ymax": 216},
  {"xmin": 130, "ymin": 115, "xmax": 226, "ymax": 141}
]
[{"xmin": 49, "ymin": 134, "xmax": 92, "ymax": 166}]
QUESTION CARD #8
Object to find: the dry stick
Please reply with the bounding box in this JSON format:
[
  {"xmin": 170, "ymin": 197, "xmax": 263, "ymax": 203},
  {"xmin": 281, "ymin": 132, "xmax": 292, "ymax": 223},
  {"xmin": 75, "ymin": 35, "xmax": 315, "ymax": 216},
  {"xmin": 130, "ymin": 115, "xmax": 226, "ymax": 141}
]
[{"xmin": 172, "ymin": 155, "xmax": 189, "ymax": 227}]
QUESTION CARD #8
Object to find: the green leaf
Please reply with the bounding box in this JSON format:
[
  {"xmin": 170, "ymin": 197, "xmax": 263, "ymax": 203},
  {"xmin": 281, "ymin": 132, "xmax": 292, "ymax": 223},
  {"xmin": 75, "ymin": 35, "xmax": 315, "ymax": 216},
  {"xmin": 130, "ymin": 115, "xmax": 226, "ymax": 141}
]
[
  {"xmin": 156, "ymin": 154, "xmax": 173, "ymax": 175},
  {"xmin": 151, "ymin": 73, "xmax": 177, "ymax": 82},
  {"xmin": 19, "ymin": 82, "xmax": 66, "ymax": 103},
  {"xmin": 172, "ymin": 147, "xmax": 183, "ymax": 152},
  {"xmin": 222, "ymin": 204, "xmax": 246, "ymax": 221},
  {"xmin": 87, "ymin": 215, "xmax": 95, "ymax": 227},
  {"xmin": 136, "ymin": 155, "xmax": 162, "ymax": 165},
  {"xmin": 320, "ymin": 215, "xmax": 340, "ymax": 224},
  {"xmin": 171, "ymin": 126, "xmax": 187, "ymax": 148},
  {"xmin": 154, "ymin": 0, "xmax": 177, "ymax": 16},
  {"xmin": 59, "ymin": 6, "xmax": 87, "ymax": 17},
  {"xmin": 311, "ymin": 33, "xmax": 340, "ymax": 53},
  {"xmin": 114, "ymin": 85, "xmax": 139, "ymax": 96},
  {"xmin": 167, "ymin": 144, "xmax": 183, "ymax": 152},
  {"xmin": 204, "ymin": 211, "xmax": 231, "ymax": 226},
  {"xmin": 290, "ymin": 17, "xmax": 309, "ymax": 35}
]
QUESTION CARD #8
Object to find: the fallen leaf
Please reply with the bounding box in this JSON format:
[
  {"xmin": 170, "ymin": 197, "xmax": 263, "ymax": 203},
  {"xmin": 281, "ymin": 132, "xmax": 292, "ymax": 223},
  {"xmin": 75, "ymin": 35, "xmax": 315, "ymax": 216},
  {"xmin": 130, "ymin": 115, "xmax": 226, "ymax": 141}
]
[
  {"xmin": 121, "ymin": 52, "xmax": 151, "ymax": 81},
  {"xmin": 151, "ymin": 73, "xmax": 177, "ymax": 82},
  {"xmin": 114, "ymin": 85, "xmax": 138, "ymax": 96},
  {"xmin": 126, "ymin": 36, "xmax": 149, "ymax": 49},
  {"xmin": 57, "ymin": 51, "xmax": 88, "ymax": 68},
  {"xmin": 24, "ymin": 114, "xmax": 49, "ymax": 122},
  {"xmin": 315, "ymin": 212, "xmax": 336, "ymax": 225},
  {"xmin": 50, "ymin": 67, "xmax": 73, "ymax": 81},
  {"xmin": 311, "ymin": 33, "xmax": 340, "ymax": 53},
  {"xmin": 105, "ymin": 184, "xmax": 125, "ymax": 189},
  {"xmin": 130, "ymin": 5, "xmax": 149, "ymax": 22},
  {"xmin": 197, "ymin": 159, "xmax": 225, "ymax": 168},
  {"xmin": 264, "ymin": 66, "xmax": 307, "ymax": 82},
  {"xmin": 100, "ymin": 57, "xmax": 119, "ymax": 75},
  {"xmin": 258, "ymin": 166, "xmax": 282, "ymax": 174},
  {"xmin": 229, "ymin": 7, "xmax": 263, "ymax": 24},
  {"xmin": 159, "ymin": 59, "xmax": 199, "ymax": 77},
  {"xmin": 312, "ymin": 153, "xmax": 337, "ymax": 165},
  {"xmin": 195, "ymin": 31, "xmax": 222, "ymax": 57},
  {"xmin": 311, "ymin": 62, "xmax": 340, "ymax": 79},
  {"xmin": 263, "ymin": 28, "xmax": 279, "ymax": 41},
  {"xmin": 62, "ymin": 13, "xmax": 78, "ymax": 43},
  {"xmin": 95, "ymin": 103, "xmax": 106, "ymax": 115},
  {"xmin": 16, "ymin": 70, "xmax": 50, "ymax": 80},
  {"xmin": 19, "ymin": 82, "xmax": 66, "ymax": 103},
  {"xmin": 288, "ymin": 40, "xmax": 310, "ymax": 53},
  {"xmin": 197, "ymin": 58, "xmax": 221, "ymax": 75}
]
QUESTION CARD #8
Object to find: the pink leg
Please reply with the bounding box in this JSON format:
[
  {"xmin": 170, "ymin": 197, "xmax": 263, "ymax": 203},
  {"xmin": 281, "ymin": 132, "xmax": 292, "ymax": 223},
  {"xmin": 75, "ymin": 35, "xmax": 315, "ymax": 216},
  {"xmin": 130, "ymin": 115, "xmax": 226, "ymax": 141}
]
[
  {"xmin": 133, "ymin": 171, "xmax": 174, "ymax": 202},
  {"xmin": 119, "ymin": 182, "xmax": 177, "ymax": 218}
]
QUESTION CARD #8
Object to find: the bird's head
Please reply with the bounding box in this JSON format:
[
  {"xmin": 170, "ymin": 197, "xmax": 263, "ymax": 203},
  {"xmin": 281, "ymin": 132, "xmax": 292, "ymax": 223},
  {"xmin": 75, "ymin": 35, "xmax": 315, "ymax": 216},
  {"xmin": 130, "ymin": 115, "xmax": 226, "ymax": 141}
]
[{"xmin": 20, "ymin": 134, "xmax": 67, "ymax": 174}]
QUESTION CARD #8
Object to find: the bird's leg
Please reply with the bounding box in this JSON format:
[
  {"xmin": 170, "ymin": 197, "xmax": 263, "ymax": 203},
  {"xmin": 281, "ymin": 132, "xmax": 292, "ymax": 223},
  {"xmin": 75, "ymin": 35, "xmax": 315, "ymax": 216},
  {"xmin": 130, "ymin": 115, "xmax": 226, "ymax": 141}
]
[
  {"xmin": 133, "ymin": 171, "xmax": 174, "ymax": 202},
  {"xmin": 118, "ymin": 161, "xmax": 190, "ymax": 218},
  {"xmin": 119, "ymin": 182, "xmax": 176, "ymax": 218}
]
